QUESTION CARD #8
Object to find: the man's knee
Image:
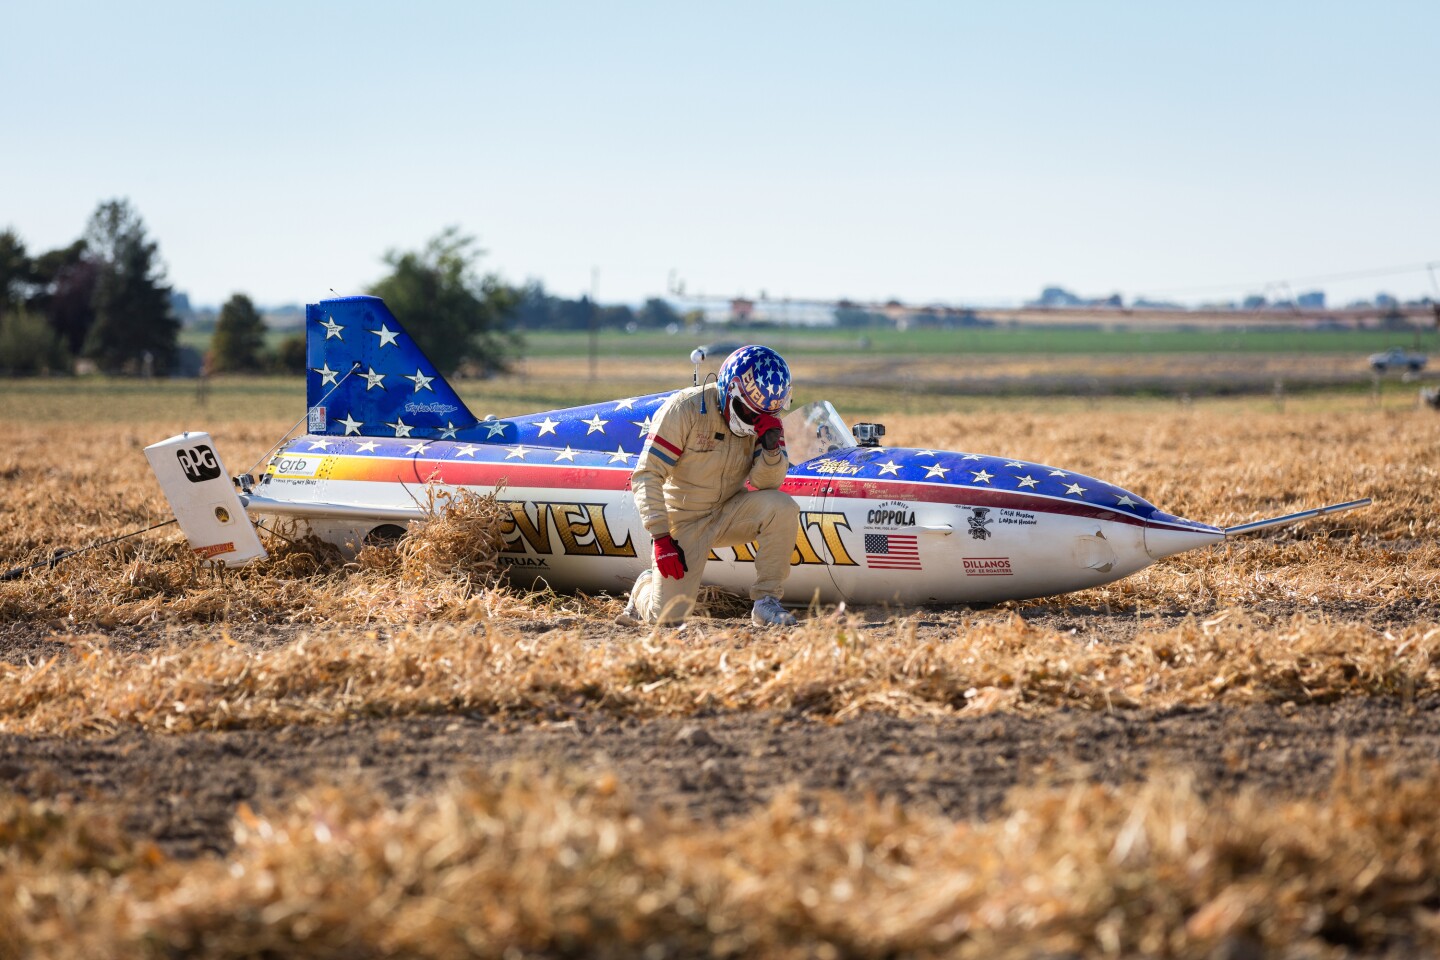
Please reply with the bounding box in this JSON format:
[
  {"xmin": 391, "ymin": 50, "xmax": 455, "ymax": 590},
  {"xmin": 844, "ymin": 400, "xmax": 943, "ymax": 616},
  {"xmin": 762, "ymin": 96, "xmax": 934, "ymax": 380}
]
[{"xmin": 756, "ymin": 489, "xmax": 800, "ymax": 524}]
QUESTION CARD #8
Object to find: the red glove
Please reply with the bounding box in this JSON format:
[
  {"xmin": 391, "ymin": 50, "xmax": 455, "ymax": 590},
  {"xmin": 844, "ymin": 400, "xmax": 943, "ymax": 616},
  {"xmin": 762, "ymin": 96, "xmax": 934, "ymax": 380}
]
[
  {"xmin": 653, "ymin": 534, "xmax": 688, "ymax": 580},
  {"xmin": 754, "ymin": 412, "xmax": 784, "ymax": 452}
]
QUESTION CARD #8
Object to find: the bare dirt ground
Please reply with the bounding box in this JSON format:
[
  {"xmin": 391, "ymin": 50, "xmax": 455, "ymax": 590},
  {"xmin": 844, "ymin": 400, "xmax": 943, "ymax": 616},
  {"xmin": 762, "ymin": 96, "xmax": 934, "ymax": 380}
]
[
  {"xmin": 4, "ymin": 597, "xmax": 1437, "ymax": 860},
  {"xmin": 5, "ymin": 682, "xmax": 1438, "ymax": 861}
]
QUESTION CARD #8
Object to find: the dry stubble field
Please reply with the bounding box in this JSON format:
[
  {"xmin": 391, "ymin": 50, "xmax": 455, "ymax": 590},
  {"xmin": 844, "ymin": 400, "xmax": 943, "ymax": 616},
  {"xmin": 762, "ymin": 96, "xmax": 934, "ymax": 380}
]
[{"xmin": 2, "ymin": 378, "xmax": 1440, "ymax": 958}]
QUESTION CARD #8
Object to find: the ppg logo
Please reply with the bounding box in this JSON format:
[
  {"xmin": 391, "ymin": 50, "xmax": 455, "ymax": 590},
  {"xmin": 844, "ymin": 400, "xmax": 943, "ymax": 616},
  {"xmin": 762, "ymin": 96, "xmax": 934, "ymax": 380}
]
[{"xmin": 176, "ymin": 445, "xmax": 222, "ymax": 483}]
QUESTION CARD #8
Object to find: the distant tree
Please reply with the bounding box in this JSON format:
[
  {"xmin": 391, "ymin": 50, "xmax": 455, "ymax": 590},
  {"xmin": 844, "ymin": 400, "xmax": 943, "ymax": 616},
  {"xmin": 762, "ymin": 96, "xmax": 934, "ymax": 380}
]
[
  {"xmin": 513, "ymin": 281, "xmax": 574, "ymax": 331},
  {"xmin": 512, "ymin": 280, "xmax": 650, "ymax": 332},
  {"xmin": 513, "ymin": 281, "xmax": 552, "ymax": 330},
  {"xmin": 635, "ymin": 297, "xmax": 681, "ymax": 329},
  {"xmin": 1242, "ymin": 295, "xmax": 1268, "ymax": 310},
  {"xmin": 599, "ymin": 303, "xmax": 635, "ymax": 329},
  {"xmin": 271, "ymin": 332, "xmax": 307, "ymax": 373},
  {"xmin": 29, "ymin": 240, "xmax": 96, "ymax": 355},
  {"xmin": 170, "ymin": 290, "xmax": 199, "ymax": 329},
  {"xmin": 553, "ymin": 295, "xmax": 593, "ymax": 331},
  {"xmin": 367, "ymin": 227, "xmax": 520, "ymax": 376},
  {"xmin": 0, "ymin": 229, "xmax": 31, "ymax": 311},
  {"xmin": 81, "ymin": 199, "xmax": 179, "ymax": 374},
  {"xmin": 209, "ymin": 293, "xmax": 267, "ymax": 372},
  {"xmin": 0, "ymin": 308, "xmax": 69, "ymax": 375}
]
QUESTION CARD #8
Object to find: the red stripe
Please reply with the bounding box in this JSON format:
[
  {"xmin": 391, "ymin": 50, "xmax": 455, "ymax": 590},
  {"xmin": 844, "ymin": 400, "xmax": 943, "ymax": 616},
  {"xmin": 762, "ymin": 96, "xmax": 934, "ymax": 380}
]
[
  {"xmin": 329, "ymin": 455, "xmax": 1177, "ymax": 532},
  {"xmin": 650, "ymin": 434, "xmax": 683, "ymax": 457},
  {"xmin": 780, "ymin": 475, "xmax": 1158, "ymax": 529}
]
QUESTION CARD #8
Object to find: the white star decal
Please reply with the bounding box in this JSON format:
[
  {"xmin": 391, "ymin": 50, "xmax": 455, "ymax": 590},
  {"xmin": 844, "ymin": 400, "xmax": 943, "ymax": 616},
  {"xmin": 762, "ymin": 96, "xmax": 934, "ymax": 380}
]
[
  {"xmin": 915, "ymin": 450, "xmax": 938, "ymax": 458},
  {"xmin": 1004, "ymin": 461, "xmax": 1025, "ymax": 468},
  {"xmin": 387, "ymin": 417, "xmax": 412, "ymax": 438},
  {"xmin": 608, "ymin": 446, "xmax": 632, "ymax": 464},
  {"xmin": 1115, "ymin": 494, "xmax": 1139, "ymax": 508},
  {"xmin": 405, "ymin": 441, "xmax": 430, "ymax": 455},
  {"xmin": 923, "ymin": 464, "xmax": 949, "ymax": 479},
  {"xmin": 970, "ymin": 469, "xmax": 994, "ymax": 484},
  {"xmin": 631, "ymin": 415, "xmax": 654, "ymax": 434},
  {"xmin": 405, "ymin": 370, "xmax": 434, "ymax": 392},
  {"xmin": 482, "ymin": 420, "xmax": 509, "ymax": 439},
  {"xmin": 371, "ymin": 324, "xmax": 400, "ymax": 348},
  {"xmin": 554, "ymin": 446, "xmax": 578, "ymax": 462},
  {"xmin": 582, "ymin": 414, "xmax": 609, "ymax": 434},
  {"xmin": 1015, "ymin": 475, "xmax": 1039, "ymax": 489},
  {"xmin": 877, "ymin": 460, "xmax": 901, "ymax": 476},
  {"xmin": 320, "ymin": 316, "xmax": 343, "ymax": 339},
  {"xmin": 505, "ymin": 445, "xmax": 529, "ymax": 460},
  {"xmin": 313, "ymin": 363, "xmax": 338, "ymax": 386},
  {"xmin": 439, "ymin": 422, "xmax": 459, "ymax": 439},
  {"xmin": 1064, "ymin": 482, "xmax": 1088, "ymax": 497},
  {"xmin": 454, "ymin": 444, "xmax": 480, "ymax": 458},
  {"xmin": 361, "ymin": 367, "xmax": 386, "ymax": 391},
  {"xmin": 535, "ymin": 416, "xmax": 560, "ymax": 437},
  {"xmin": 356, "ymin": 440, "xmax": 379, "ymax": 453},
  {"xmin": 613, "ymin": 397, "xmax": 637, "ymax": 411},
  {"xmin": 1049, "ymin": 469, "xmax": 1069, "ymax": 478},
  {"xmin": 307, "ymin": 438, "xmax": 332, "ymax": 451},
  {"xmin": 961, "ymin": 454, "xmax": 983, "ymax": 461},
  {"xmin": 336, "ymin": 414, "xmax": 363, "ymax": 435}
]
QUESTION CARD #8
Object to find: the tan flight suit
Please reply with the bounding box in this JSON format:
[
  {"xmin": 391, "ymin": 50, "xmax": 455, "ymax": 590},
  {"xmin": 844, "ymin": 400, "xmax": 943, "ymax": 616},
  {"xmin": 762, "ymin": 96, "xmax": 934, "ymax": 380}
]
[{"xmin": 630, "ymin": 382, "xmax": 798, "ymax": 624}]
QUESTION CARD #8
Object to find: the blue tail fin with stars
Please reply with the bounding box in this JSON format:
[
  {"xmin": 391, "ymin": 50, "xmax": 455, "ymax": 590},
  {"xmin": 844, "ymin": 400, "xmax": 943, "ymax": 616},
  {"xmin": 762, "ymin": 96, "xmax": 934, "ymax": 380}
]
[{"xmin": 304, "ymin": 296, "xmax": 478, "ymax": 439}]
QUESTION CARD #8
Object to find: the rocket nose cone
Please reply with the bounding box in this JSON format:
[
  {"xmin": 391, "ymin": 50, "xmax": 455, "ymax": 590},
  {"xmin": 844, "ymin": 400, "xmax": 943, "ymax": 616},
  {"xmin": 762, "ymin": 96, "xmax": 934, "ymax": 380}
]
[{"xmin": 1144, "ymin": 513, "xmax": 1225, "ymax": 560}]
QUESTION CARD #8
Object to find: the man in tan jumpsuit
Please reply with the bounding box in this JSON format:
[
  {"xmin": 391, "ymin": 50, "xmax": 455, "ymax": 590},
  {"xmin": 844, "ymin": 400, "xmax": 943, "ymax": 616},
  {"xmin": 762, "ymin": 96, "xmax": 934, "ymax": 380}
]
[{"xmin": 618, "ymin": 344, "xmax": 800, "ymax": 627}]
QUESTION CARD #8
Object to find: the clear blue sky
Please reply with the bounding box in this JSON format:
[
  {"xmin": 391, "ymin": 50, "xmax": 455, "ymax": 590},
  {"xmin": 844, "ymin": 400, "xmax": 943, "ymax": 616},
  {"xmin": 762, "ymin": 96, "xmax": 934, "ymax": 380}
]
[{"xmin": 4, "ymin": 0, "xmax": 1437, "ymax": 309}]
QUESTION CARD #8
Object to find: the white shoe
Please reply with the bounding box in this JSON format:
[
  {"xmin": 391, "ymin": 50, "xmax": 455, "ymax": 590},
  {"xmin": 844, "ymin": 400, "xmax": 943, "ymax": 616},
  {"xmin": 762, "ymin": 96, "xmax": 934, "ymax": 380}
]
[
  {"xmin": 615, "ymin": 570, "xmax": 652, "ymax": 626},
  {"xmin": 751, "ymin": 596, "xmax": 797, "ymax": 626}
]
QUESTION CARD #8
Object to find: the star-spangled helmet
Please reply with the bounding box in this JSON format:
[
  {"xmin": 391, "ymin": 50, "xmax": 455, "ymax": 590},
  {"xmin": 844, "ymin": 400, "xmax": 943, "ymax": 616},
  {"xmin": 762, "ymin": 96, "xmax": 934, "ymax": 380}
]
[{"xmin": 717, "ymin": 345, "xmax": 792, "ymax": 417}]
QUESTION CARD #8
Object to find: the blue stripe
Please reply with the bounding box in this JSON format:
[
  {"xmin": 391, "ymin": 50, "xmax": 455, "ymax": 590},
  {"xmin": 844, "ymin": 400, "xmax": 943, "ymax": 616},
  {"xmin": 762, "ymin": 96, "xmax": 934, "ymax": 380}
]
[{"xmin": 649, "ymin": 446, "xmax": 677, "ymax": 465}]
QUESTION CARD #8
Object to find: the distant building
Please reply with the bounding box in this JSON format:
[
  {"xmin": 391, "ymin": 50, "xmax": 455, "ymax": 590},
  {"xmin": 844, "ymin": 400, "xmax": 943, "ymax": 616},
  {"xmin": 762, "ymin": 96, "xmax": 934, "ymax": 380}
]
[
  {"xmin": 699, "ymin": 297, "xmax": 837, "ymax": 327},
  {"xmin": 1028, "ymin": 286, "xmax": 1085, "ymax": 308},
  {"xmin": 1296, "ymin": 290, "xmax": 1326, "ymax": 309},
  {"xmin": 1025, "ymin": 286, "xmax": 1123, "ymax": 309}
]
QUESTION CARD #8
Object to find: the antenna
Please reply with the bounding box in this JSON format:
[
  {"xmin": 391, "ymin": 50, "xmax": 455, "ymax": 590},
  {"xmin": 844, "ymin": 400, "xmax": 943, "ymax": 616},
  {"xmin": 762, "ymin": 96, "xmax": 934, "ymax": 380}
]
[{"xmin": 689, "ymin": 347, "xmax": 709, "ymax": 412}]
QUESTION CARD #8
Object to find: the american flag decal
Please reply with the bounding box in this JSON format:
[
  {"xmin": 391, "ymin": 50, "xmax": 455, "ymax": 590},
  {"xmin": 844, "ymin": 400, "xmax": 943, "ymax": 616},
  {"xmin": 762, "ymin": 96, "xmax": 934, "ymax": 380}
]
[{"xmin": 864, "ymin": 533, "xmax": 921, "ymax": 570}]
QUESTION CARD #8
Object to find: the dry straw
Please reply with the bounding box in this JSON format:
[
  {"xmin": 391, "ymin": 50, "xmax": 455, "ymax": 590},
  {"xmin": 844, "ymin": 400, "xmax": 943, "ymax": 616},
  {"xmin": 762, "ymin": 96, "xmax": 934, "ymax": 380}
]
[
  {"xmin": 0, "ymin": 402, "xmax": 1436, "ymax": 737},
  {"xmin": 2, "ymin": 609, "xmax": 1438, "ymax": 736},
  {"xmin": 4, "ymin": 756, "xmax": 1440, "ymax": 957}
]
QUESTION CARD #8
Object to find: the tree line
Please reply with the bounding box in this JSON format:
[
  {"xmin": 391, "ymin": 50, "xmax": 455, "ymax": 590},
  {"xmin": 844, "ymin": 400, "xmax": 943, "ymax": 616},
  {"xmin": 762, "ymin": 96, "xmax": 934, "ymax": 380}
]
[
  {"xmin": 1, "ymin": 203, "xmax": 689, "ymax": 378},
  {"xmin": 1, "ymin": 199, "xmax": 178, "ymax": 375}
]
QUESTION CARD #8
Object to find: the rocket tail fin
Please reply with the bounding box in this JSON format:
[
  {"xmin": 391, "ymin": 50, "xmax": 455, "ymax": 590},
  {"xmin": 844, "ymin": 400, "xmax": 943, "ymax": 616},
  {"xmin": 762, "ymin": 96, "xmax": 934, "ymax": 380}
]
[{"xmin": 304, "ymin": 296, "xmax": 478, "ymax": 439}]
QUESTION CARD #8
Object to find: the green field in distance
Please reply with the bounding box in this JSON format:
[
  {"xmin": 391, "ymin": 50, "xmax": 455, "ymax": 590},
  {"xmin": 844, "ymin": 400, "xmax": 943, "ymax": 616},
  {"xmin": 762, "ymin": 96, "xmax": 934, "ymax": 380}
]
[{"xmin": 520, "ymin": 323, "xmax": 1435, "ymax": 358}]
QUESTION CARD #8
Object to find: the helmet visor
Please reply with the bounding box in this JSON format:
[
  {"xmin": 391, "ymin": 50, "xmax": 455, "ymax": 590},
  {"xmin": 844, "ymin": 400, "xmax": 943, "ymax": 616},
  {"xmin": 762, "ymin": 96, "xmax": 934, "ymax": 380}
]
[{"xmin": 729, "ymin": 393, "xmax": 761, "ymax": 426}]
